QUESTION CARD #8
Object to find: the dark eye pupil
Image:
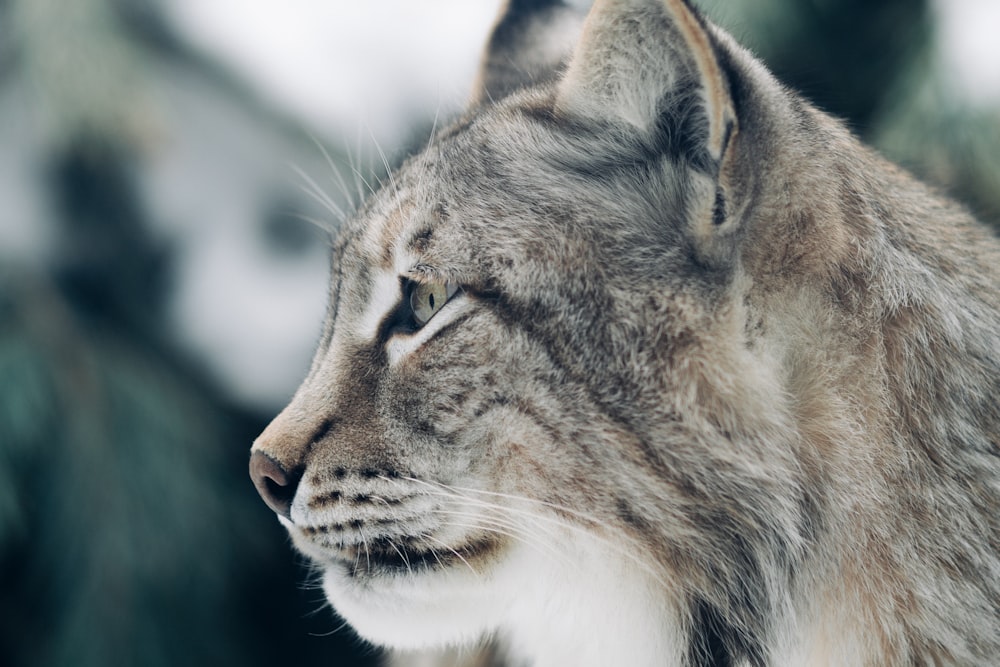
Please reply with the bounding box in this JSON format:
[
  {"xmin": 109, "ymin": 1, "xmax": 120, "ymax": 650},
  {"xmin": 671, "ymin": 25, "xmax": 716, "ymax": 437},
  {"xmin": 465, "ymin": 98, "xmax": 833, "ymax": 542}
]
[{"xmin": 428, "ymin": 293, "xmax": 435, "ymax": 309}]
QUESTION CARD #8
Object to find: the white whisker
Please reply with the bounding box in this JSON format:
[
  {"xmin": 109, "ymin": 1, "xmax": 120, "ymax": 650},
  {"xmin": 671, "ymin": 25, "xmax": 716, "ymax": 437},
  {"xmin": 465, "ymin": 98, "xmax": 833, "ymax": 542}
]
[
  {"xmin": 368, "ymin": 128, "xmax": 404, "ymax": 224},
  {"xmin": 307, "ymin": 616, "xmax": 353, "ymax": 638},
  {"xmin": 288, "ymin": 162, "xmax": 347, "ymax": 222},
  {"xmin": 309, "ymin": 132, "xmax": 356, "ymax": 211},
  {"xmin": 286, "ymin": 211, "xmax": 336, "ymax": 235},
  {"xmin": 350, "ymin": 163, "xmax": 378, "ymax": 199},
  {"xmin": 438, "ymin": 480, "xmax": 614, "ymax": 529},
  {"xmin": 426, "ymin": 99, "xmax": 442, "ymax": 152},
  {"xmin": 424, "ymin": 541, "xmax": 448, "ymax": 570},
  {"xmin": 403, "ymin": 477, "xmax": 669, "ymax": 589},
  {"xmin": 386, "ymin": 539, "xmax": 413, "ymax": 576},
  {"xmin": 431, "ymin": 509, "xmax": 576, "ymax": 572},
  {"xmin": 421, "ymin": 533, "xmax": 479, "ymax": 577},
  {"xmin": 354, "ymin": 120, "xmax": 367, "ymax": 203},
  {"xmin": 358, "ymin": 526, "xmax": 372, "ymax": 574},
  {"xmin": 351, "ymin": 539, "xmax": 361, "ymax": 578}
]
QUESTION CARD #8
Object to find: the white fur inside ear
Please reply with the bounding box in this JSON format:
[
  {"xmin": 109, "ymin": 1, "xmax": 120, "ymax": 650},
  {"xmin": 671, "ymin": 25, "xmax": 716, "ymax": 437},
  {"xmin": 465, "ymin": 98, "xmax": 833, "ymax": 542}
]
[
  {"xmin": 556, "ymin": 0, "xmax": 681, "ymax": 132},
  {"xmin": 555, "ymin": 0, "xmax": 734, "ymax": 159},
  {"xmin": 386, "ymin": 292, "xmax": 471, "ymax": 366}
]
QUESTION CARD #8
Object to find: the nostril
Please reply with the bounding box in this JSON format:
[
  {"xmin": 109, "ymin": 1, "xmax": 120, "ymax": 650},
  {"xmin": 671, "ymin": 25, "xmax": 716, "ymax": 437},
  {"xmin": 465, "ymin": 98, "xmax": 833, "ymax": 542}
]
[{"xmin": 249, "ymin": 450, "xmax": 301, "ymax": 520}]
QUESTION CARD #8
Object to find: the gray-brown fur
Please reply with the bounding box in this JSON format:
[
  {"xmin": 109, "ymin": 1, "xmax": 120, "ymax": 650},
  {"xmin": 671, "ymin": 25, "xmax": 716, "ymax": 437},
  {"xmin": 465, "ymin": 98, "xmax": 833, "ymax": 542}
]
[{"xmin": 250, "ymin": 1, "xmax": 1000, "ymax": 665}]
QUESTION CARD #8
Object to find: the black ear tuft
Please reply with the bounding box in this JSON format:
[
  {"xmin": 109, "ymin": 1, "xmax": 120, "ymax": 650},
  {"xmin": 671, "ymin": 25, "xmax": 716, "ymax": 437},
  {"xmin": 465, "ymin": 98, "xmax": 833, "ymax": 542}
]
[{"xmin": 471, "ymin": 0, "xmax": 585, "ymax": 107}]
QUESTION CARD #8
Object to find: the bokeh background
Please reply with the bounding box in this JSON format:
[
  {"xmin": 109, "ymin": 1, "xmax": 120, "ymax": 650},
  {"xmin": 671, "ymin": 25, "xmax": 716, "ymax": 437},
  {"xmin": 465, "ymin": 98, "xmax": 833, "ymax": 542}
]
[{"xmin": 1, "ymin": 1, "xmax": 997, "ymax": 666}]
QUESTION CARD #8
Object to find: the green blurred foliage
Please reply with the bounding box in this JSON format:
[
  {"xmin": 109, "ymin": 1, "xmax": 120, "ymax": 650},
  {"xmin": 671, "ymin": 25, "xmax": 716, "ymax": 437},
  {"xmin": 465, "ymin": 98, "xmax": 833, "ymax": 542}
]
[
  {"xmin": 875, "ymin": 73, "xmax": 1000, "ymax": 230},
  {"xmin": 699, "ymin": 0, "xmax": 933, "ymax": 129},
  {"xmin": 0, "ymin": 274, "xmax": 244, "ymax": 667}
]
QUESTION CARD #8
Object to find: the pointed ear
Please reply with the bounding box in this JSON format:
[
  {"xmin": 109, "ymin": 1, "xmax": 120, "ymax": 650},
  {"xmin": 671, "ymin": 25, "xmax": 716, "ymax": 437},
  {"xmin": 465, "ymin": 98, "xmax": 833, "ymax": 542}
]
[
  {"xmin": 555, "ymin": 0, "xmax": 736, "ymax": 165},
  {"xmin": 471, "ymin": 0, "xmax": 585, "ymax": 107}
]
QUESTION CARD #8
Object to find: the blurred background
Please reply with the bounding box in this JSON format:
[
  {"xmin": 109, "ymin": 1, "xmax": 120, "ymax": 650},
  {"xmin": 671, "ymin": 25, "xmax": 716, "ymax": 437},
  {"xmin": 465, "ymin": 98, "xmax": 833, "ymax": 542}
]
[{"xmin": 0, "ymin": 1, "xmax": 997, "ymax": 666}]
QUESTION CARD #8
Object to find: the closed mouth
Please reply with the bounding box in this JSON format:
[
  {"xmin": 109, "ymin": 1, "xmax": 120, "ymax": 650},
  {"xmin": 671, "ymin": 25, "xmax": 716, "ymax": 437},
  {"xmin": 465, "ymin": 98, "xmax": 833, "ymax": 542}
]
[{"xmin": 331, "ymin": 536, "xmax": 499, "ymax": 577}]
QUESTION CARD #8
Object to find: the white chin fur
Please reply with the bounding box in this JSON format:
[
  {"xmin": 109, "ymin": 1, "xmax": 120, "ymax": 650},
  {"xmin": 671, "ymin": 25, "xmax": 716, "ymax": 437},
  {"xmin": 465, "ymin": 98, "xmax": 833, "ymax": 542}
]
[
  {"xmin": 320, "ymin": 534, "xmax": 686, "ymax": 666},
  {"xmin": 321, "ymin": 557, "xmax": 504, "ymax": 650}
]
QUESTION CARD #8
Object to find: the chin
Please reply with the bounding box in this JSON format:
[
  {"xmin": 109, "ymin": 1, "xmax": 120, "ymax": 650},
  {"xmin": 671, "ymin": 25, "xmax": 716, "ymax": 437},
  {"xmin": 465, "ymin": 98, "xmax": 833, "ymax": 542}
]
[{"xmin": 319, "ymin": 549, "xmax": 509, "ymax": 650}]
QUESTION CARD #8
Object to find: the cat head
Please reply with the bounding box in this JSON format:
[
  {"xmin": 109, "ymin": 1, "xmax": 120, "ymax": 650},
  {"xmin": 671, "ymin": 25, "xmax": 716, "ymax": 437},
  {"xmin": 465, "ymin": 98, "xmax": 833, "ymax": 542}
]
[{"xmin": 250, "ymin": 0, "xmax": 808, "ymax": 655}]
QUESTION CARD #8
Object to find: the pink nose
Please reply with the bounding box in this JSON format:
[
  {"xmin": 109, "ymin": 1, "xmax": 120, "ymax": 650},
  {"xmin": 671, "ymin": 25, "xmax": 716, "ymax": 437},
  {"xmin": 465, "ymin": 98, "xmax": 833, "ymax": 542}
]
[{"xmin": 249, "ymin": 451, "xmax": 300, "ymax": 520}]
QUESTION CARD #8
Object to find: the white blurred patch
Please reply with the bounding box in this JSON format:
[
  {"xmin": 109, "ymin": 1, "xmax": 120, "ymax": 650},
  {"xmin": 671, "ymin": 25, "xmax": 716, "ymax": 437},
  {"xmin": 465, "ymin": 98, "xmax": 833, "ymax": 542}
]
[
  {"xmin": 0, "ymin": 80, "xmax": 53, "ymax": 265},
  {"xmin": 137, "ymin": 61, "xmax": 334, "ymax": 412},
  {"xmin": 933, "ymin": 0, "xmax": 1000, "ymax": 105},
  {"xmin": 163, "ymin": 0, "xmax": 502, "ymax": 148}
]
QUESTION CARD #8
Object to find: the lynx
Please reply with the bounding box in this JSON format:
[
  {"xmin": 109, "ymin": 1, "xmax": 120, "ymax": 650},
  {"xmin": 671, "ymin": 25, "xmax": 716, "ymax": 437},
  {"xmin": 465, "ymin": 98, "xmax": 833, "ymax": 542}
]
[{"xmin": 249, "ymin": 0, "xmax": 1000, "ymax": 664}]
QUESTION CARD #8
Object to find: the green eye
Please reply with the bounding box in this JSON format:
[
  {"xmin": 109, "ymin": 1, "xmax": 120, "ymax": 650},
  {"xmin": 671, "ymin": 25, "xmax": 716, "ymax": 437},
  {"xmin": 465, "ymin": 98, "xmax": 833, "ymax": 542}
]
[{"xmin": 409, "ymin": 281, "xmax": 458, "ymax": 327}]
